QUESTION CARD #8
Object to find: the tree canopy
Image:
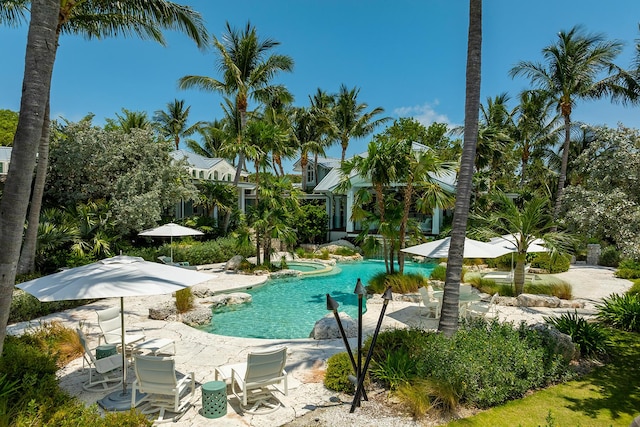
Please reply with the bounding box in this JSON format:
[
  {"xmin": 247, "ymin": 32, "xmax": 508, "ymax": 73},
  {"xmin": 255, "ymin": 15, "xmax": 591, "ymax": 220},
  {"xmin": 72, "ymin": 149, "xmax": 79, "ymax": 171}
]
[{"xmin": 45, "ymin": 119, "xmax": 197, "ymax": 236}]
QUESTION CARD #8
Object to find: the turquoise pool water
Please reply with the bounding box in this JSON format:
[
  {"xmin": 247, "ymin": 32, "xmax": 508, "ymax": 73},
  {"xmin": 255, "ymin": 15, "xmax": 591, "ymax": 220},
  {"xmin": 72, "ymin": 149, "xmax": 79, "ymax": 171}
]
[{"xmin": 201, "ymin": 260, "xmax": 435, "ymax": 339}]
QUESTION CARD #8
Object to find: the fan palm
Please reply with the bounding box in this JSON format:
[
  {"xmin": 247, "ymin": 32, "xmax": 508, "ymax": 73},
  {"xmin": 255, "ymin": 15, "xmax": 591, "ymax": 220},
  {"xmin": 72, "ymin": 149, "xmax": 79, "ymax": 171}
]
[
  {"xmin": 179, "ymin": 21, "xmax": 294, "ymax": 185},
  {"xmin": 510, "ymin": 26, "xmax": 622, "ymax": 219}
]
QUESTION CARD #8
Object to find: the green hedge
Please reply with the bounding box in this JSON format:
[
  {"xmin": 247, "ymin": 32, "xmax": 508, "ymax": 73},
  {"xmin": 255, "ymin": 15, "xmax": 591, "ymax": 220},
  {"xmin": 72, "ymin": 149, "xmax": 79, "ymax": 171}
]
[
  {"xmin": 530, "ymin": 253, "xmax": 571, "ymax": 273},
  {"xmin": 366, "ymin": 322, "xmax": 570, "ymax": 408}
]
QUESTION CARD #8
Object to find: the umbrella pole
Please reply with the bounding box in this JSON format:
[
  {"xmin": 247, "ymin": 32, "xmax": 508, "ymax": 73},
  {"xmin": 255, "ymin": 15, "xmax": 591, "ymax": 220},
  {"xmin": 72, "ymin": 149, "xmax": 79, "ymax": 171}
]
[
  {"xmin": 120, "ymin": 297, "xmax": 127, "ymax": 395},
  {"xmin": 170, "ymin": 235, "xmax": 173, "ymax": 263}
]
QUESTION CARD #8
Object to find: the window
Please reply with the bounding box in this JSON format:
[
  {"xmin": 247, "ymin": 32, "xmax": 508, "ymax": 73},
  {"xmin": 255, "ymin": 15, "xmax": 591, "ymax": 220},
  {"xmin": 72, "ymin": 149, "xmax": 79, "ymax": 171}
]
[
  {"xmin": 191, "ymin": 170, "xmax": 196, "ymax": 177},
  {"xmin": 0, "ymin": 162, "xmax": 3, "ymax": 173},
  {"xmin": 214, "ymin": 171, "xmax": 219, "ymax": 180},
  {"xmin": 306, "ymin": 165, "xmax": 315, "ymax": 184}
]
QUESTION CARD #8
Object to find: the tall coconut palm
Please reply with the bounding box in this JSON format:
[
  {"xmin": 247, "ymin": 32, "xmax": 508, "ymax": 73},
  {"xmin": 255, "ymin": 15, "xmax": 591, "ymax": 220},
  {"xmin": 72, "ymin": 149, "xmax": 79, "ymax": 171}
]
[
  {"xmin": 438, "ymin": 0, "xmax": 482, "ymax": 337},
  {"xmin": 186, "ymin": 118, "xmax": 229, "ymax": 158},
  {"xmin": 332, "ymin": 84, "xmax": 389, "ymax": 162},
  {"xmin": 0, "ymin": 0, "xmax": 60, "ymax": 356},
  {"xmin": 510, "ymin": 26, "xmax": 622, "ymax": 219},
  {"xmin": 153, "ymin": 99, "xmax": 200, "ymax": 150},
  {"xmin": 511, "ymin": 90, "xmax": 560, "ymax": 187},
  {"xmin": 179, "ymin": 21, "xmax": 294, "ymax": 186},
  {"xmin": 339, "ymin": 135, "xmax": 399, "ymax": 273},
  {"xmin": 0, "ymin": 0, "xmax": 208, "ymax": 353}
]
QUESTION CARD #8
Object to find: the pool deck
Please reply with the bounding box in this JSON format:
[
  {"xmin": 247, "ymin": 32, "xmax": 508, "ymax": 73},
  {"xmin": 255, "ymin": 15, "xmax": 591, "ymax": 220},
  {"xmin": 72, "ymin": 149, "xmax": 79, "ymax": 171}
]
[{"xmin": 7, "ymin": 264, "xmax": 633, "ymax": 426}]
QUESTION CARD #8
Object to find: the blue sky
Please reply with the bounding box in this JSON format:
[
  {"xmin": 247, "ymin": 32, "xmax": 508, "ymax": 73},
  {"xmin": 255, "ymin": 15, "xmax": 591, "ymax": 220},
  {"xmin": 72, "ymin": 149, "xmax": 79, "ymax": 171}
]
[{"xmin": 2, "ymin": 1, "xmax": 640, "ymax": 165}]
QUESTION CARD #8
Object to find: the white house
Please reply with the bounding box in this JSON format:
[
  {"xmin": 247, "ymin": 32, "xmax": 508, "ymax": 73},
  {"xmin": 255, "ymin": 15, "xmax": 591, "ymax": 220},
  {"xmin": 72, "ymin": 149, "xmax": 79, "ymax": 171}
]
[
  {"xmin": 295, "ymin": 142, "xmax": 457, "ymax": 241},
  {"xmin": 0, "ymin": 146, "xmax": 12, "ymax": 181},
  {"xmin": 169, "ymin": 150, "xmax": 254, "ymax": 218}
]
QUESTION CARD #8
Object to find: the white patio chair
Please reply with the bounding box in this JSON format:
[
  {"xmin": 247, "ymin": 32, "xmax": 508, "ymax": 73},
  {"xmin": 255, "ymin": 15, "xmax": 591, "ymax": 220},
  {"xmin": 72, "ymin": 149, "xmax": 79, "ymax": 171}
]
[
  {"xmin": 132, "ymin": 355, "xmax": 195, "ymax": 423},
  {"xmin": 215, "ymin": 347, "xmax": 288, "ymax": 414},
  {"xmin": 76, "ymin": 328, "xmax": 124, "ymax": 392},
  {"xmin": 466, "ymin": 293, "xmax": 500, "ymax": 320},
  {"xmin": 96, "ymin": 306, "xmax": 145, "ymax": 354},
  {"xmin": 418, "ymin": 286, "xmax": 441, "ymax": 318}
]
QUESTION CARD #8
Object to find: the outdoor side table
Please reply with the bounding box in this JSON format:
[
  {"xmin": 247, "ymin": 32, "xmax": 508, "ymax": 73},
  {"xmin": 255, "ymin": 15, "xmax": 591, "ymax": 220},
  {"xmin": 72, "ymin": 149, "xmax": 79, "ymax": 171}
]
[
  {"xmin": 201, "ymin": 380, "xmax": 227, "ymax": 419},
  {"xmin": 95, "ymin": 344, "xmax": 117, "ymax": 359}
]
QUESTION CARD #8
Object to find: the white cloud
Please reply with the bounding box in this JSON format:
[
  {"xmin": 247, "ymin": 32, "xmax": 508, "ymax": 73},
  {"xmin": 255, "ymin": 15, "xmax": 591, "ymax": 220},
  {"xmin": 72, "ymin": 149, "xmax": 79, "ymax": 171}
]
[{"xmin": 393, "ymin": 101, "xmax": 452, "ymax": 127}]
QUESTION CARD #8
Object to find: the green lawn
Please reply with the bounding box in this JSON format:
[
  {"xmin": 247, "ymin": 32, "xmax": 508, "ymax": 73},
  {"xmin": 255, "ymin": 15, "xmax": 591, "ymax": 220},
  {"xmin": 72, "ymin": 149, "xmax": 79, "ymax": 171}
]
[{"xmin": 446, "ymin": 330, "xmax": 640, "ymax": 427}]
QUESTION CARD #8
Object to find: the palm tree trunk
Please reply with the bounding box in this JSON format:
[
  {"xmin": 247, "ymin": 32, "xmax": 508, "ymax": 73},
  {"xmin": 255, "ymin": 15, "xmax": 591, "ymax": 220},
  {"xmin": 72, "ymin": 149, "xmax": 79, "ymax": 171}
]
[
  {"xmin": 513, "ymin": 253, "xmax": 527, "ymax": 296},
  {"xmin": 553, "ymin": 114, "xmax": 572, "ymax": 220},
  {"xmin": 17, "ymin": 98, "xmax": 52, "ymax": 275},
  {"xmin": 0, "ymin": 0, "xmax": 60, "ymax": 356},
  {"xmin": 300, "ymin": 152, "xmax": 308, "ymax": 191},
  {"xmin": 398, "ymin": 180, "xmax": 414, "ymax": 274},
  {"xmin": 439, "ymin": 0, "xmax": 482, "ymax": 337}
]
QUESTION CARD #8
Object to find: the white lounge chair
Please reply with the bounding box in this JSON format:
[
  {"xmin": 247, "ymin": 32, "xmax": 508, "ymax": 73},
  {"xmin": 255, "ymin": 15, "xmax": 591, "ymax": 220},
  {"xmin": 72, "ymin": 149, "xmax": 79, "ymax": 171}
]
[
  {"xmin": 418, "ymin": 286, "xmax": 441, "ymax": 318},
  {"xmin": 96, "ymin": 306, "xmax": 145, "ymax": 354},
  {"xmin": 215, "ymin": 347, "xmax": 288, "ymax": 414},
  {"xmin": 76, "ymin": 328, "xmax": 124, "ymax": 392},
  {"xmin": 132, "ymin": 355, "xmax": 195, "ymax": 423}
]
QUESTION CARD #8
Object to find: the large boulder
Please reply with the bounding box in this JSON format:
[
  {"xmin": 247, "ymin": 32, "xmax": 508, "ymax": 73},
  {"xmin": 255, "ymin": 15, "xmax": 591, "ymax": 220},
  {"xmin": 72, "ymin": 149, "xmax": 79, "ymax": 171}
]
[
  {"xmin": 225, "ymin": 255, "xmax": 244, "ymax": 271},
  {"xmin": 517, "ymin": 293, "xmax": 562, "ymax": 308},
  {"xmin": 270, "ymin": 269, "xmax": 302, "ymax": 279},
  {"xmin": 206, "ymin": 292, "xmax": 252, "ymax": 309},
  {"xmin": 149, "ymin": 302, "xmax": 176, "ymax": 320},
  {"xmin": 310, "ymin": 312, "xmax": 357, "ymax": 340},
  {"xmin": 531, "ymin": 323, "xmax": 578, "ymax": 362},
  {"xmin": 180, "ymin": 304, "xmax": 213, "ymax": 326}
]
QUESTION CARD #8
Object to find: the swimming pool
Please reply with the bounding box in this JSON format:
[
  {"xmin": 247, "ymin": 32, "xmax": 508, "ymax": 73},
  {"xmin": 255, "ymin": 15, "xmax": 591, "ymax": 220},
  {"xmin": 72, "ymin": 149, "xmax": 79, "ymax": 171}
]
[{"xmin": 200, "ymin": 260, "xmax": 435, "ymax": 339}]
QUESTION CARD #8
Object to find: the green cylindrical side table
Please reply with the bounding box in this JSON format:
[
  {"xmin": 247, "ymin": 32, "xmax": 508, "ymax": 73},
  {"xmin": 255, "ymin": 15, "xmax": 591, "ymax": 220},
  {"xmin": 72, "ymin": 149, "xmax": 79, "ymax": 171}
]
[
  {"xmin": 95, "ymin": 344, "xmax": 117, "ymax": 359},
  {"xmin": 202, "ymin": 380, "xmax": 227, "ymax": 419}
]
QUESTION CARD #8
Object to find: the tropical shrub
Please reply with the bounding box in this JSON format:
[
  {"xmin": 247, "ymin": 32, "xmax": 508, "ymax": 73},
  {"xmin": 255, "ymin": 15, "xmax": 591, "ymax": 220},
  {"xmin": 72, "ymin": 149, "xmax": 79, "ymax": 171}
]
[
  {"xmin": 294, "ymin": 203, "xmax": 329, "ymax": 244},
  {"xmin": 615, "ymin": 259, "xmax": 640, "ymax": 279},
  {"xmin": 596, "ymin": 293, "xmax": 640, "ymax": 332},
  {"xmin": 160, "ymin": 236, "xmax": 256, "ymax": 265},
  {"xmin": 545, "ymin": 311, "xmax": 610, "ymax": 357},
  {"xmin": 599, "ymin": 245, "xmax": 620, "ymax": 267},
  {"xmin": 429, "ymin": 265, "xmax": 467, "ymax": 282},
  {"xmin": 628, "ymin": 279, "xmax": 640, "ymax": 297},
  {"xmin": 1, "ymin": 327, "xmax": 151, "ymax": 426},
  {"xmin": 367, "ymin": 272, "xmax": 428, "ymax": 294},
  {"xmin": 530, "ymin": 253, "xmax": 571, "ymax": 273},
  {"xmin": 396, "ymin": 379, "xmax": 458, "ymax": 417},
  {"xmin": 9, "ymin": 289, "xmax": 93, "ymax": 324},
  {"xmin": 324, "ymin": 352, "xmax": 356, "ymax": 393},
  {"xmin": 369, "ymin": 322, "xmax": 570, "ymax": 409}
]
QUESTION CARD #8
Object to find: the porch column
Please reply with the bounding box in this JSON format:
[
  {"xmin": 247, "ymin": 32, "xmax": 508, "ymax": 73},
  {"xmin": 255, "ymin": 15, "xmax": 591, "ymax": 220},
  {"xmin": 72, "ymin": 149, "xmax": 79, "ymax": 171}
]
[
  {"xmin": 346, "ymin": 189, "xmax": 354, "ymax": 232},
  {"xmin": 432, "ymin": 207, "xmax": 441, "ymax": 235},
  {"xmin": 238, "ymin": 187, "xmax": 245, "ymax": 213}
]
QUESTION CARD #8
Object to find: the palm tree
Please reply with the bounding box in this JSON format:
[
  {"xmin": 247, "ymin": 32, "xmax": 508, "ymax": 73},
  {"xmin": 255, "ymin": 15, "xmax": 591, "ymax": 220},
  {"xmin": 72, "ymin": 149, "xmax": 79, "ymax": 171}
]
[
  {"xmin": 106, "ymin": 108, "xmax": 153, "ymax": 132},
  {"xmin": 332, "ymin": 84, "xmax": 389, "ymax": 162},
  {"xmin": 510, "ymin": 26, "xmax": 622, "ymax": 219},
  {"xmin": 153, "ymin": 99, "xmax": 200, "ymax": 150},
  {"xmin": 438, "ymin": 0, "xmax": 482, "ymax": 337},
  {"xmin": 0, "ymin": 0, "xmax": 59, "ymax": 354},
  {"xmin": 511, "ymin": 90, "xmax": 560, "ymax": 187},
  {"xmin": 292, "ymin": 107, "xmax": 324, "ymax": 191},
  {"xmin": 185, "ymin": 119, "xmax": 228, "ymax": 158},
  {"xmin": 179, "ymin": 21, "xmax": 294, "ymax": 186},
  {"xmin": 339, "ymin": 135, "xmax": 399, "ymax": 273},
  {"xmin": 477, "ymin": 193, "xmax": 573, "ymax": 296}
]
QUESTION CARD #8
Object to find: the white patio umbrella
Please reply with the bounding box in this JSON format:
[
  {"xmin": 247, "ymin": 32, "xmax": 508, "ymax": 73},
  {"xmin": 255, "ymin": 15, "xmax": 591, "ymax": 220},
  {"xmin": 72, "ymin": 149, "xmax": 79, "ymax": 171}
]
[
  {"xmin": 402, "ymin": 237, "xmax": 513, "ymax": 259},
  {"xmin": 16, "ymin": 255, "xmax": 213, "ymax": 409},
  {"xmin": 138, "ymin": 222, "xmax": 203, "ymax": 262}
]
